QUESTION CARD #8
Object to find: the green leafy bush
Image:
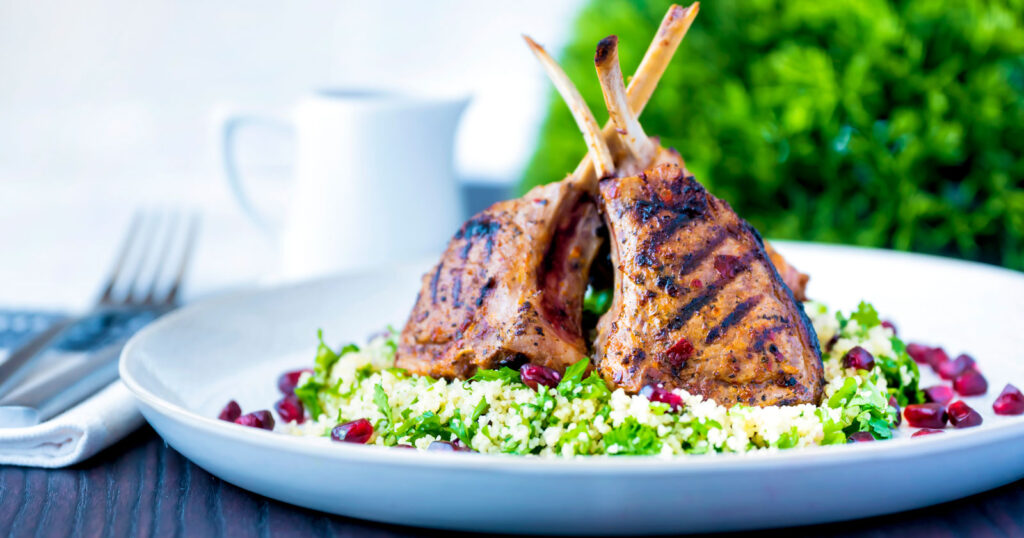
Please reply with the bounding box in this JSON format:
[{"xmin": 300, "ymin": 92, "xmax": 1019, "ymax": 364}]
[{"xmin": 522, "ymin": 0, "xmax": 1024, "ymax": 269}]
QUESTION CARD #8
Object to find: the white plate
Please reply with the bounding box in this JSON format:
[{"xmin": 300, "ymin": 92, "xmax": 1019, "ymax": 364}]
[{"xmin": 120, "ymin": 242, "xmax": 1024, "ymax": 534}]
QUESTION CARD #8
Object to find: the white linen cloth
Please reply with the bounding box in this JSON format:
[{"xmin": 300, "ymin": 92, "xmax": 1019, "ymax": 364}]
[{"xmin": 0, "ymin": 380, "xmax": 143, "ymax": 467}]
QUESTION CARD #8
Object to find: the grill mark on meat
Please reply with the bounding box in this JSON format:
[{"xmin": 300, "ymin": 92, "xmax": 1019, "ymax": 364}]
[
  {"xmin": 666, "ymin": 249, "xmax": 758, "ymax": 331},
  {"xmin": 452, "ymin": 276, "xmax": 463, "ymax": 308},
  {"xmin": 476, "ymin": 277, "xmax": 496, "ymax": 308},
  {"xmin": 429, "ymin": 263, "xmax": 443, "ymax": 304},
  {"xmin": 676, "ymin": 227, "xmax": 729, "ymax": 277},
  {"xmin": 641, "ymin": 177, "xmax": 710, "ymax": 249},
  {"xmin": 455, "ymin": 217, "xmax": 501, "ymax": 261},
  {"xmin": 705, "ymin": 295, "xmax": 763, "ymax": 345}
]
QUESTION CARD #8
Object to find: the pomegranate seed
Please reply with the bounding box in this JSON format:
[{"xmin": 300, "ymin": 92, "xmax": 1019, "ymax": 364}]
[
  {"xmin": 906, "ymin": 343, "xmax": 931, "ymax": 364},
  {"xmin": 665, "ymin": 337, "xmax": 695, "ymax": 368},
  {"xmin": 888, "ymin": 396, "xmax": 901, "ymax": 426},
  {"xmin": 881, "ymin": 320, "xmax": 897, "ymax": 335},
  {"xmin": 953, "ymin": 369, "xmax": 988, "ymax": 396},
  {"xmin": 842, "ymin": 346, "xmax": 875, "ymax": 371},
  {"xmin": 912, "ymin": 428, "xmax": 944, "ymax": 438},
  {"xmin": 218, "ymin": 400, "xmax": 241, "ymax": 422},
  {"xmin": 520, "ymin": 364, "xmax": 562, "ymax": 390},
  {"xmin": 235, "ymin": 410, "xmax": 275, "ymax": 430},
  {"xmin": 903, "ymin": 403, "xmax": 947, "ymax": 429},
  {"xmin": 848, "ymin": 431, "xmax": 875, "ymax": 442},
  {"xmin": 938, "ymin": 354, "xmax": 975, "ymax": 380},
  {"xmin": 947, "ymin": 400, "xmax": 983, "ymax": 428},
  {"xmin": 993, "ymin": 384, "xmax": 1024, "ymax": 415},
  {"xmin": 924, "ymin": 347, "xmax": 950, "ymax": 371},
  {"xmin": 428, "ymin": 440, "xmax": 473, "ymax": 452},
  {"xmin": 691, "ymin": 279, "xmax": 703, "ymax": 289},
  {"xmin": 331, "ymin": 419, "xmax": 373, "ymax": 444},
  {"xmin": 714, "ymin": 255, "xmax": 742, "ymax": 279},
  {"xmin": 274, "ymin": 393, "xmax": 306, "ymax": 424},
  {"xmin": 277, "ymin": 368, "xmax": 312, "ymax": 394},
  {"xmin": 640, "ymin": 384, "xmax": 684, "ymax": 412},
  {"xmin": 923, "ymin": 385, "xmax": 954, "ymax": 406}
]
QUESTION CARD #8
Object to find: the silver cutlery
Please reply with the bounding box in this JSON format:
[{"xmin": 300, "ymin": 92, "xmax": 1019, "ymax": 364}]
[{"xmin": 0, "ymin": 210, "xmax": 199, "ymax": 424}]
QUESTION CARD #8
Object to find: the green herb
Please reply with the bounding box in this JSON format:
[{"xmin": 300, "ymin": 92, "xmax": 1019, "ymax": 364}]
[
  {"xmin": 314, "ymin": 329, "xmax": 339, "ymax": 372},
  {"xmin": 294, "ymin": 377, "xmax": 324, "ymax": 419},
  {"xmin": 373, "ymin": 383, "xmax": 393, "ymax": 425},
  {"xmin": 603, "ymin": 418, "xmax": 661, "ymax": 456},
  {"xmin": 849, "ymin": 301, "xmax": 880, "ymax": 331},
  {"xmin": 395, "ymin": 411, "xmax": 452, "ymax": 443},
  {"xmin": 776, "ymin": 427, "xmax": 800, "ymax": 449},
  {"xmin": 557, "ymin": 357, "xmax": 590, "ymax": 397},
  {"xmin": 470, "ymin": 367, "xmax": 522, "ymax": 384},
  {"xmin": 583, "ymin": 286, "xmax": 613, "ymax": 316}
]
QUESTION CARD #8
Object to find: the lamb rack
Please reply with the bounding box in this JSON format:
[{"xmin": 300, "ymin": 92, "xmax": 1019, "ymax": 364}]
[
  {"xmin": 589, "ymin": 36, "xmax": 823, "ymax": 405},
  {"xmin": 395, "ymin": 6, "xmax": 699, "ymax": 378}
]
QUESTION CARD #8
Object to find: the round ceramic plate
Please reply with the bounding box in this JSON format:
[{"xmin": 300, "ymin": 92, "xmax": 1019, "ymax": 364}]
[{"xmin": 120, "ymin": 242, "xmax": 1024, "ymax": 535}]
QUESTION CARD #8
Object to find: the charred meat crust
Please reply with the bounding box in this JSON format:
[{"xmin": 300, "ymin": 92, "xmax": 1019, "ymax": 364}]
[
  {"xmin": 594, "ymin": 163, "xmax": 824, "ymax": 406},
  {"xmin": 396, "ymin": 180, "xmax": 603, "ymax": 379}
]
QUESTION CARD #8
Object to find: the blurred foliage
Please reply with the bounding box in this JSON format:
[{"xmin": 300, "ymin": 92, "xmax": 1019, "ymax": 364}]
[{"xmin": 522, "ymin": 0, "xmax": 1024, "ymax": 269}]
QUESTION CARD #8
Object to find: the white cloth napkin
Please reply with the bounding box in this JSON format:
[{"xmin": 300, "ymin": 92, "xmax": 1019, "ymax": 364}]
[{"xmin": 0, "ymin": 380, "xmax": 143, "ymax": 467}]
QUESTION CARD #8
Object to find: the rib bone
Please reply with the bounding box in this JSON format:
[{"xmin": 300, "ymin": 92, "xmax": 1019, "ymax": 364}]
[
  {"xmin": 574, "ymin": 3, "xmax": 699, "ymax": 181},
  {"xmin": 595, "ymin": 35, "xmax": 657, "ymax": 165},
  {"xmin": 524, "ymin": 35, "xmax": 615, "ymax": 183}
]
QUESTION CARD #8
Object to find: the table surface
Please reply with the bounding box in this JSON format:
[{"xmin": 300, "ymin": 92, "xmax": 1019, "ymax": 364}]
[{"xmin": 0, "ymin": 426, "xmax": 1022, "ymax": 537}]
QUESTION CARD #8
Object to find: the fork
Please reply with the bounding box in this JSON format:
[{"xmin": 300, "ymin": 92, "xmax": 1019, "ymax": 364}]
[{"xmin": 0, "ymin": 210, "xmax": 200, "ymax": 419}]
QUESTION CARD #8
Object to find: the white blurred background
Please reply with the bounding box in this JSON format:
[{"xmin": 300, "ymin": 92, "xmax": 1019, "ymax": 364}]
[{"xmin": 0, "ymin": 0, "xmax": 585, "ymax": 308}]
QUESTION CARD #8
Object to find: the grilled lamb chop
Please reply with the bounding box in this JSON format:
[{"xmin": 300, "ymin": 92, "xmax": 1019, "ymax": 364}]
[
  {"xmin": 589, "ymin": 34, "xmax": 822, "ymax": 406},
  {"xmin": 397, "ymin": 180, "xmax": 602, "ymax": 377},
  {"xmin": 593, "ymin": 163, "xmax": 823, "ymax": 405},
  {"xmin": 394, "ymin": 17, "xmax": 686, "ymax": 377}
]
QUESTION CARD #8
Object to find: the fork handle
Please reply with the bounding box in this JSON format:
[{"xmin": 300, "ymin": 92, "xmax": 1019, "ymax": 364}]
[{"xmin": 0, "ymin": 318, "xmax": 74, "ymax": 399}]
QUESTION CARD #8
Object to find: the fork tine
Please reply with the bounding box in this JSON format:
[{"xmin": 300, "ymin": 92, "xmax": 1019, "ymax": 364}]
[
  {"xmin": 144, "ymin": 211, "xmax": 180, "ymax": 304},
  {"xmin": 122, "ymin": 212, "xmax": 162, "ymax": 305},
  {"xmin": 98, "ymin": 212, "xmax": 143, "ymax": 304},
  {"xmin": 164, "ymin": 212, "xmax": 200, "ymax": 305}
]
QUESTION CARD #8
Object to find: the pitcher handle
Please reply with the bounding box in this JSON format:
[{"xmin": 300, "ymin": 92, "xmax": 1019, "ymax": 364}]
[{"xmin": 217, "ymin": 106, "xmax": 293, "ymax": 234}]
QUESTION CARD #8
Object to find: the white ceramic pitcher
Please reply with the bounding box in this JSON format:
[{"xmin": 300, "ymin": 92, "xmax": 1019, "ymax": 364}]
[{"xmin": 219, "ymin": 90, "xmax": 468, "ymax": 279}]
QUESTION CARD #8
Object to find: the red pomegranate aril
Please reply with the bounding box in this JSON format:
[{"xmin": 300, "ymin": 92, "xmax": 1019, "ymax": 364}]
[
  {"xmin": 953, "ymin": 369, "xmax": 988, "ymax": 396},
  {"xmin": 218, "ymin": 400, "xmax": 242, "ymax": 422},
  {"xmin": 842, "ymin": 346, "xmax": 875, "ymax": 371},
  {"xmin": 665, "ymin": 336, "xmax": 695, "ymax": 368},
  {"xmin": 848, "ymin": 431, "xmax": 875, "ymax": 442},
  {"xmin": 947, "ymin": 400, "xmax": 983, "ymax": 428},
  {"xmin": 881, "ymin": 320, "xmax": 897, "ymax": 335},
  {"xmin": 912, "ymin": 428, "xmax": 944, "ymax": 438},
  {"xmin": 428, "ymin": 440, "xmax": 472, "ymax": 452},
  {"xmin": 274, "ymin": 393, "xmax": 305, "ymax": 424},
  {"xmin": 903, "ymin": 403, "xmax": 947, "ymax": 429},
  {"xmin": 924, "ymin": 347, "xmax": 950, "ymax": 371},
  {"xmin": 993, "ymin": 384, "xmax": 1024, "ymax": 416},
  {"xmin": 331, "ymin": 419, "xmax": 373, "ymax": 444},
  {"xmin": 906, "ymin": 343, "xmax": 931, "ymax": 364},
  {"xmin": 888, "ymin": 395, "xmax": 901, "ymax": 426},
  {"xmin": 277, "ymin": 368, "xmax": 313, "ymax": 395},
  {"xmin": 640, "ymin": 384, "xmax": 684, "ymax": 412},
  {"xmin": 938, "ymin": 354, "xmax": 975, "ymax": 380},
  {"xmin": 691, "ymin": 279, "xmax": 703, "ymax": 289},
  {"xmin": 520, "ymin": 364, "xmax": 562, "ymax": 390},
  {"xmin": 923, "ymin": 385, "xmax": 954, "ymax": 406},
  {"xmin": 235, "ymin": 410, "xmax": 275, "ymax": 430}
]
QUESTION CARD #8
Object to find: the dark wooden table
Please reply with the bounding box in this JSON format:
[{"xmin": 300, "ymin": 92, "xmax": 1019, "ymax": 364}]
[{"xmin": 1, "ymin": 426, "xmax": 1022, "ymax": 537}]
